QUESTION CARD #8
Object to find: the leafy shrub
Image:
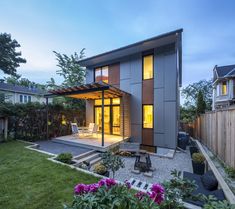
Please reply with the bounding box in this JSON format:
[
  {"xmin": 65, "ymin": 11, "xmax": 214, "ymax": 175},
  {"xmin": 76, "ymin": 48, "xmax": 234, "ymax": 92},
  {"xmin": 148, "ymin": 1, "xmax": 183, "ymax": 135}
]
[
  {"xmin": 101, "ymin": 151, "xmax": 124, "ymax": 178},
  {"xmin": 202, "ymin": 195, "xmax": 235, "ymax": 209},
  {"xmin": 93, "ymin": 163, "xmax": 107, "ymax": 175},
  {"xmin": 192, "ymin": 153, "xmax": 205, "ymax": 164},
  {"xmin": 64, "ymin": 178, "xmax": 165, "ymax": 209},
  {"xmin": 225, "ymin": 166, "xmax": 235, "ymax": 179},
  {"xmin": 56, "ymin": 153, "xmax": 73, "ymax": 164}
]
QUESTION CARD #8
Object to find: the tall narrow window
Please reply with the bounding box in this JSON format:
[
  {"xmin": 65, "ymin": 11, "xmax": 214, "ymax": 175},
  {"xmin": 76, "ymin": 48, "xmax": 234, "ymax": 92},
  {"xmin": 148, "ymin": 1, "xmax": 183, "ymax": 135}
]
[
  {"xmin": 95, "ymin": 66, "xmax": 109, "ymax": 83},
  {"xmin": 143, "ymin": 55, "xmax": 153, "ymax": 80},
  {"xmin": 222, "ymin": 81, "xmax": 227, "ymax": 95},
  {"xmin": 143, "ymin": 105, "xmax": 153, "ymax": 128}
]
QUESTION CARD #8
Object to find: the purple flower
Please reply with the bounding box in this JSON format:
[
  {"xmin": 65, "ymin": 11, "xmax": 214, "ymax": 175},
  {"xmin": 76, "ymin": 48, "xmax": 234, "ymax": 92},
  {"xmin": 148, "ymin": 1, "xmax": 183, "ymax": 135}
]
[
  {"xmin": 135, "ymin": 191, "xmax": 146, "ymax": 200},
  {"xmin": 74, "ymin": 184, "xmax": 87, "ymax": 195},
  {"xmin": 105, "ymin": 178, "xmax": 116, "ymax": 187},
  {"xmin": 148, "ymin": 184, "xmax": 165, "ymax": 205},
  {"xmin": 124, "ymin": 180, "xmax": 131, "ymax": 189},
  {"xmin": 88, "ymin": 183, "xmax": 99, "ymax": 192},
  {"xmin": 98, "ymin": 179, "xmax": 106, "ymax": 187}
]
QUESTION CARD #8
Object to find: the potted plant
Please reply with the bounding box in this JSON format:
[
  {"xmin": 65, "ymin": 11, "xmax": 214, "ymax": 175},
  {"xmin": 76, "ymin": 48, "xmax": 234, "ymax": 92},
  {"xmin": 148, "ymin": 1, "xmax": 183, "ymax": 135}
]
[
  {"xmin": 93, "ymin": 163, "xmax": 109, "ymax": 177},
  {"xmin": 192, "ymin": 153, "xmax": 205, "ymax": 175},
  {"xmin": 189, "ymin": 146, "xmax": 199, "ymax": 157},
  {"xmin": 101, "ymin": 151, "xmax": 125, "ymax": 178}
]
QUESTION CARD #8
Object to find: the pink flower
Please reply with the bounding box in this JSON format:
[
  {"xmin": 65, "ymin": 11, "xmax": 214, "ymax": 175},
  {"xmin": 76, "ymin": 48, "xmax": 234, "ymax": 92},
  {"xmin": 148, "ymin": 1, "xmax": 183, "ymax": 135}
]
[
  {"xmin": 98, "ymin": 179, "xmax": 106, "ymax": 187},
  {"xmin": 105, "ymin": 178, "xmax": 116, "ymax": 187},
  {"xmin": 135, "ymin": 191, "xmax": 146, "ymax": 200},
  {"xmin": 148, "ymin": 184, "xmax": 165, "ymax": 205},
  {"xmin": 88, "ymin": 183, "xmax": 99, "ymax": 192},
  {"xmin": 124, "ymin": 180, "xmax": 131, "ymax": 189},
  {"xmin": 151, "ymin": 184, "xmax": 164, "ymax": 194},
  {"xmin": 74, "ymin": 184, "xmax": 87, "ymax": 195}
]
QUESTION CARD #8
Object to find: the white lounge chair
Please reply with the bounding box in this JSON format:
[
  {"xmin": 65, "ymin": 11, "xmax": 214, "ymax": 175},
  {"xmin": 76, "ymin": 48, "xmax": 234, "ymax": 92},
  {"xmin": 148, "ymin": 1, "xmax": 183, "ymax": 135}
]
[{"xmin": 71, "ymin": 123, "xmax": 98, "ymax": 138}]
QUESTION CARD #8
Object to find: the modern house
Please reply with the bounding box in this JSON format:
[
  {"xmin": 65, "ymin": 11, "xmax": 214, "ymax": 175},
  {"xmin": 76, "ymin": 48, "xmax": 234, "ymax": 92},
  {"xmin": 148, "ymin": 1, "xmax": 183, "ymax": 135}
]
[
  {"xmin": 0, "ymin": 82, "xmax": 50, "ymax": 104},
  {"xmin": 49, "ymin": 29, "xmax": 183, "ymax": 152},
  {"xmin": 212, "ymin": 64, "xmax": 235, "ymax": 110}
]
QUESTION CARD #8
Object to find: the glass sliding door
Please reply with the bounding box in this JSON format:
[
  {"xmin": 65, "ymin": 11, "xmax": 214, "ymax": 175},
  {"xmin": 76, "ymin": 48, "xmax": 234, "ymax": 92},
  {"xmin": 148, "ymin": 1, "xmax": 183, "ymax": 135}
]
[
  {"xmin": 94, "ymin": 98, "xmax": 121, "ymax": 135},
  {"xmin": 112, "ymin": 106, "xmax": 120, "ymax": 135},
  {"xmin": 95, "ymin": 106, "xmax": 110, "ymax": 134}
]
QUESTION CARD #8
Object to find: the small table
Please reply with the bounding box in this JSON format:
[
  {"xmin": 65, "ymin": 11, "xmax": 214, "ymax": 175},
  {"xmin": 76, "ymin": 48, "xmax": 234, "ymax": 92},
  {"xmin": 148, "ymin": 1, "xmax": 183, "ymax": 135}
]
[{"xmin": 134, "ymin": 153, "xmax": 152, "ymax": 172}]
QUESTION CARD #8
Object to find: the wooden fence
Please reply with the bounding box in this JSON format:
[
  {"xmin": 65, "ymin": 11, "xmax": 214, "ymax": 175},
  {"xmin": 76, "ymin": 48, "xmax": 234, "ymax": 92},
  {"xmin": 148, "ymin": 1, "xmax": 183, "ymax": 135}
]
[{"xmin": 183, "ymin": 109, "xmax": 235, "ymax": 169}]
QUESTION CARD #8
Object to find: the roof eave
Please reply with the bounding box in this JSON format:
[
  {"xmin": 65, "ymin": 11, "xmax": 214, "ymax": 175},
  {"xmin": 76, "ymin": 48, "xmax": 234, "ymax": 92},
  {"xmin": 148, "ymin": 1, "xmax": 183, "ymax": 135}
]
[{"xmin": 78, "ymin": 28, "xmax": 183, "ymax": 67}]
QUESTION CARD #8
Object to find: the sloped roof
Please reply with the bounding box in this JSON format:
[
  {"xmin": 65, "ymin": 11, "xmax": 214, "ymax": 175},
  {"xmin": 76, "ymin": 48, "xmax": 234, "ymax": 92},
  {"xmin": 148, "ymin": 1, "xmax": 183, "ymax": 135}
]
[
  {"xmin": 78, "ymin": 29, "xmax": 183, "ymax": 86},
  {"xmin": 0, "ymin": 82, "xmax": 46, "ymax": 95},
  {"xmin": 213, "ymin": 64, "xmax": 235, "ymax": 82}
]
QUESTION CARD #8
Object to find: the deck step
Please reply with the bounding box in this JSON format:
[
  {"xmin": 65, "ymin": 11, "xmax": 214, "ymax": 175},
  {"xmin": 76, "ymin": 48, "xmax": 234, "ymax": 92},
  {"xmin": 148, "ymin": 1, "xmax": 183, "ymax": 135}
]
[
  {"xmin": 75, "ymin": 152, "xmax": 101, "ymax": 165},
  {"xmin": 89, "ymin": 157, "xmax": 102, "ymax": 166},
  {"xmin": 73, "ymin": 150, "xmax": 96, "ymax": 160}
]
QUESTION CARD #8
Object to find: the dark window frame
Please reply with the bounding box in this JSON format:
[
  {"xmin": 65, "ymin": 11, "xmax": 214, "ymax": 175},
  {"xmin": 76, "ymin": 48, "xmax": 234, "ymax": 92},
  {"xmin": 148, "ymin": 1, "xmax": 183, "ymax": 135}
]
[
  {"xmin": 142, "ymin": 53, "xmax": 154, "ymax": 81},
  {"xmin": 142, "ymin": 104, "xmax": 154, "ymax": 129},
  {"xmin": 94, "ymin": 98, "xmax": 121, "ymax": 135},
  {"xmin": 94, "ymin": 66, "xmax": 109, "ymax": 83}
]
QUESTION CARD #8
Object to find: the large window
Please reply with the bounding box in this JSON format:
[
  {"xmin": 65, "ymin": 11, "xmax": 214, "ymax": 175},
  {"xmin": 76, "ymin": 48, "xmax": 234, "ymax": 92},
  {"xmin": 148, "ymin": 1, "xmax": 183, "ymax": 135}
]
[
  {"xmin": 95, "ymin": 66, "xmax": 109, "ymax": 83},
  {"xmin": 19, "ymin": 95, "xmax": 32, "ymax": 103},
  {"xmin": 143, "ymin": 55, "xmax": 153, "ymax": 80},
  {"xmin": 94, "ymin": 98, "xmax": 120, "ymax": 135},
  {"xmin": 222, "ymin": 81, "xmax": 227, "ymax": 95},
  {"xmin": 143, "ymin": 105, "xmax": 153, "ymax": 128}
]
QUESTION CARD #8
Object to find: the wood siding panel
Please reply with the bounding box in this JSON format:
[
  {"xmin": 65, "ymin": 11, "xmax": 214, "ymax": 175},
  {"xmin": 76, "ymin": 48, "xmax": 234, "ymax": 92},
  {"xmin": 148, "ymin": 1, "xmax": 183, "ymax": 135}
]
[
  {"xmin": 142, "ymin": 79, "xmax": 154, "ymax": 104},
  {"xmin": 142, "ymin": 128, "xmax": 153, "ymax": 146},
  {"xmin": 108, "ymin": 63, "xmax": 120, "ymax": 88}
]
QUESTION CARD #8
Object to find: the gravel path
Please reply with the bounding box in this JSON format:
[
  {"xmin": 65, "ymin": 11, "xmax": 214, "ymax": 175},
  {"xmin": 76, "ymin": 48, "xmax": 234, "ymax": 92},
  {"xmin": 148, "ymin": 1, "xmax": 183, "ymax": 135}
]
[{"xmin": 115, "ymin": 148, "xmax": 193, "ymax": 184}]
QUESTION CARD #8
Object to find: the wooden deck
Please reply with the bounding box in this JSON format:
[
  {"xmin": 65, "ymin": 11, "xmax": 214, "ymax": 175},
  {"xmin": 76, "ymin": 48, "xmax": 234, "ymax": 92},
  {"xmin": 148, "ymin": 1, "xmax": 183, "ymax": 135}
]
[{"xmin": 52, "ymin": 134, "xmax": 129, "ymax": 151}]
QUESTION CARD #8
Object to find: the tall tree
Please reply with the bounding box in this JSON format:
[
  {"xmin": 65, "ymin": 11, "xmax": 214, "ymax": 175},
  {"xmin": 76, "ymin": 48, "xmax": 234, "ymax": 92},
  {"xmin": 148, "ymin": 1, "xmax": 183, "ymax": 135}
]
[
  {"xmin": 53, "ymin": 49, "xmax": 86, "ymax": 87},
  {"xmin": 196, "ymin": 90, "xmax": 207, "ymax": 115},
  {"xmin": 181, "ymin": 79, "xmax": 213, "ymax": 110},
  {"xmin": 0, "ymin": 33, "xmax": 26, "ymax": 76}
]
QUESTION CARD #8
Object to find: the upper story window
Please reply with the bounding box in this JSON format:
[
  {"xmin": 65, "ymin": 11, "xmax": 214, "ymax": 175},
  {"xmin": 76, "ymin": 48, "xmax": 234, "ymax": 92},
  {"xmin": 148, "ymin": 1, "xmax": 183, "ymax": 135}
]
[
  {"xmin": 95, "ymin": 66, "xmax": 109, "ymax": 83},
  {"xmin": 143, "ymin": 55, "xmax": 153, "ymax": 80},
  {"xmin": 222, "ymin": 81, "xmax": 227, "ymax": 95}
]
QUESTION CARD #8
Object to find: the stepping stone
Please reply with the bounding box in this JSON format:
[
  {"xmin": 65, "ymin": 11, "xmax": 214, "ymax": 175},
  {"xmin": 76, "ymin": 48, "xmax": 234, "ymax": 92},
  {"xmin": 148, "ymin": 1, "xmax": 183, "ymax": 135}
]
[
  {"xmin": 132, "ymin": 179, "xmax": 140, "ymax": 187},
  {"xmin": 131, "ymin": 169, "xmax": 140, "ymax": 174},
  {"xmin": 143, "ymin": 171, "xmax": 153, "ymax": 177}
]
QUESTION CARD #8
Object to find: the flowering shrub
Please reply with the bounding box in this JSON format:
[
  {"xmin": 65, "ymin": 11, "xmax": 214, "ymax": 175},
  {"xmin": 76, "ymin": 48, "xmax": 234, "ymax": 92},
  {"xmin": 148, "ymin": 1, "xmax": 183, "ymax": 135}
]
[{"xmin": 64, "ymin": 178, "xmax": 165, "ymax": 209}]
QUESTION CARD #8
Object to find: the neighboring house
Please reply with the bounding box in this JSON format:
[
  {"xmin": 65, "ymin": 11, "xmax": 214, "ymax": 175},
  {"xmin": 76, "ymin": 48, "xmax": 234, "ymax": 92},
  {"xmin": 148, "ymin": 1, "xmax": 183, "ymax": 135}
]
[
  {"xmin": 0, "ymin": 82, "xmax": 50, "ymax": 104},
  {"xmin": 212, "ymin": 64, "xmax": 235, "ymax": 110}
]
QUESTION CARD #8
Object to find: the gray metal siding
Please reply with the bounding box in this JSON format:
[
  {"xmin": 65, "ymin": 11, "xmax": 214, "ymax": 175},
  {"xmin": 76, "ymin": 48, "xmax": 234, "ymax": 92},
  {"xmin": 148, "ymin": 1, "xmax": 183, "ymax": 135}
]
[
  {"xmin": 120, "ymin": 54, "xmax": 142, "ymax": 143},
  {"xmin": 86, "ymin": 68, "xmax": 94, "ymax": 83},
  {"xmin": 154, "ymin": 52, "xmax": 178, "ymax": 149},
  {"xmin": 85, "ymin": 49, "xmax": 179, "ymax": 150}
]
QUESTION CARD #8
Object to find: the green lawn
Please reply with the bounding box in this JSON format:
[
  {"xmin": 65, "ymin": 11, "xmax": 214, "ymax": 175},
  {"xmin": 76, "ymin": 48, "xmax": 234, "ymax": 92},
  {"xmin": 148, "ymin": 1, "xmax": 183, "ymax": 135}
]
[{"xmin": 0, "ymin": 141, "xmax": 99, "ymax": 209}]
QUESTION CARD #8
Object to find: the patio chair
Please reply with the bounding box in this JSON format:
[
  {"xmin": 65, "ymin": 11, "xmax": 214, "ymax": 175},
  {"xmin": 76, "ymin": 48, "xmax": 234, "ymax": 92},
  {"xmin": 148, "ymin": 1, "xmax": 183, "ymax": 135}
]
[
  {"xmin": 71, "ymin": 122, "xmax": 98, "ymax": 138},
  {"xmin": 82, "ymin": 123, "xmax": 99, "ymax": 138}
]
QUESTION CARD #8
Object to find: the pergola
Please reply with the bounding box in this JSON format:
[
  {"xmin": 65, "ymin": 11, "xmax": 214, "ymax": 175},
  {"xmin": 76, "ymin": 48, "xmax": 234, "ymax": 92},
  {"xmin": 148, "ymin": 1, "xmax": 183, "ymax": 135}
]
[{"xmin": 46, "ymin": 81, "xmax": 131, "ymax": 147}]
